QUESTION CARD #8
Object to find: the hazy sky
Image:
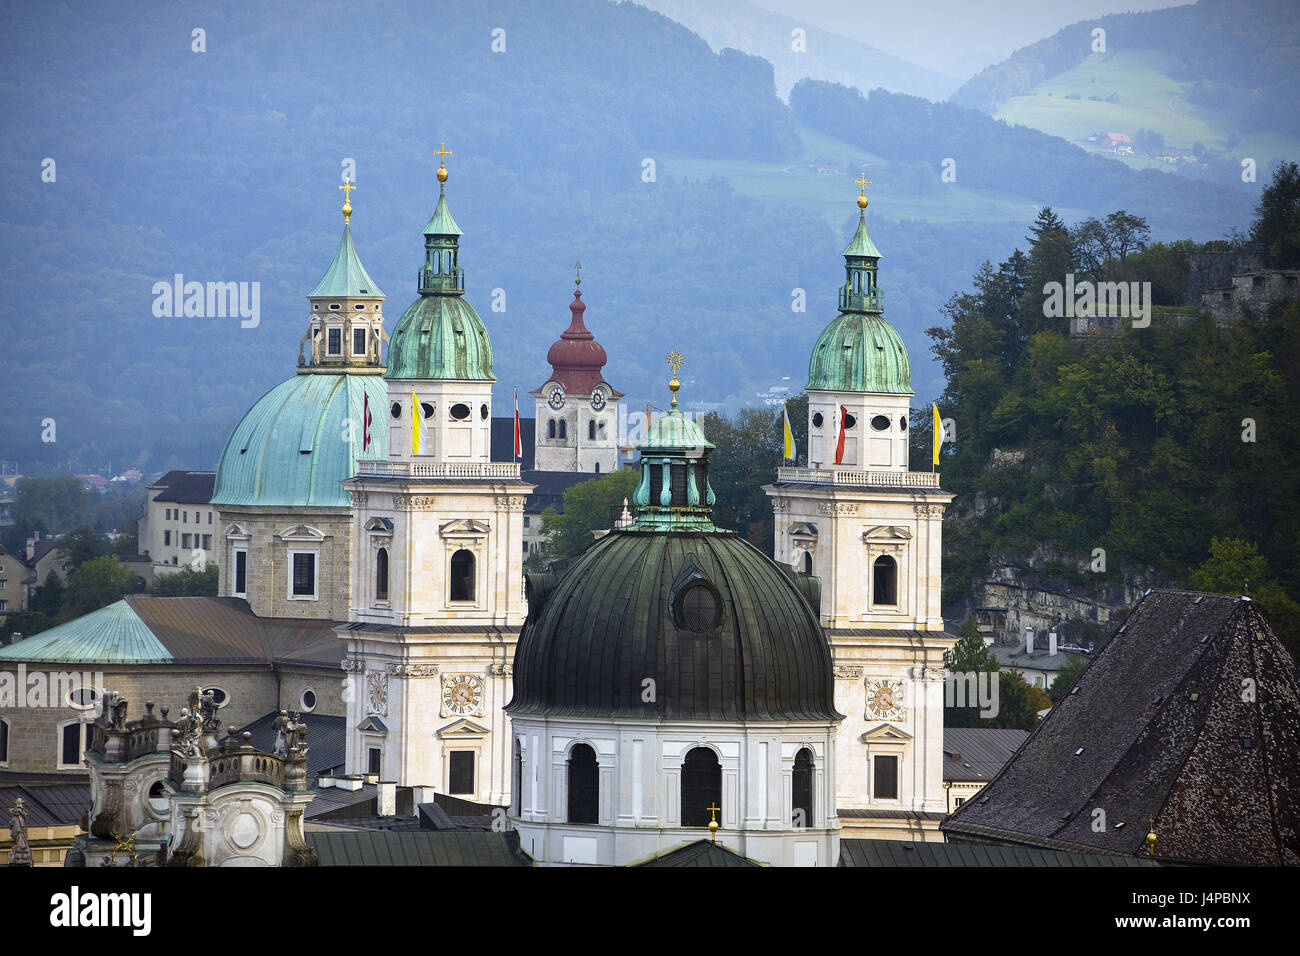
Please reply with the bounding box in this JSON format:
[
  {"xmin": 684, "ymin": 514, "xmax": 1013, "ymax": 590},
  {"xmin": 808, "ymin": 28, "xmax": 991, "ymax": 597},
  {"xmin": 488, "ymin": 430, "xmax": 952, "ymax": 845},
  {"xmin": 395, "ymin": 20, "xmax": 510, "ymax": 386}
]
[{"xmin": 746, "ymin": 0, "xmax": 1192, "ymax": 76}]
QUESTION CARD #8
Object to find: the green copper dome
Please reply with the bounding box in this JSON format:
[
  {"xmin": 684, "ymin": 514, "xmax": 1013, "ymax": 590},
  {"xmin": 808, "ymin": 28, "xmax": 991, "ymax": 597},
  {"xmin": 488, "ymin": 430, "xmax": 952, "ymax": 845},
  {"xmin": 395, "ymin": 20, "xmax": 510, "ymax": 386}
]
[
  {"xmin": 211, "ymin": 372, "xmax": 388, "ymax": 508},
  {"xmin": 308, "ymin": 223, "xmax": 384, "ymax": 298},
  {"xmin": 808, "ymin": 313, "xmax": 912, "ymax": 393},
  {"xmin": 385, "ymin": 180, "xmax": 494, "ymax": 381}
]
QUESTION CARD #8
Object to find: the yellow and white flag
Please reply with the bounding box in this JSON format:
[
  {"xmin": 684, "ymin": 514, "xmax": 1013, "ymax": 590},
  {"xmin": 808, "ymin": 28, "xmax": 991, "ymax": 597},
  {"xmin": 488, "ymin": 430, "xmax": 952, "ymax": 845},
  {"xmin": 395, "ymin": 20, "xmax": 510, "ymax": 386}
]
[
  {"xmin": 782, "ymin": 405, "xmax": 794, "ymax": 460},
  {"xmin": 412, "ymin": 391, "xmax": 423, "ymax": 455},
  {"xmin": 932, "ymin": 403, "xmax": 942, "ymax": 468}
]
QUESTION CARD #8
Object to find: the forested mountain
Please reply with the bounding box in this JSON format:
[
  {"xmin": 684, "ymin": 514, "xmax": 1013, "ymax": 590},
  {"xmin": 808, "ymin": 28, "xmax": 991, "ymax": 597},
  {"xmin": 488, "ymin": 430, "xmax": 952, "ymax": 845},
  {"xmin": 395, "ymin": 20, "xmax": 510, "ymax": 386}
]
[{"xmin": 0, "ymin": 0, "xmax": 1265, "ymax": 477}]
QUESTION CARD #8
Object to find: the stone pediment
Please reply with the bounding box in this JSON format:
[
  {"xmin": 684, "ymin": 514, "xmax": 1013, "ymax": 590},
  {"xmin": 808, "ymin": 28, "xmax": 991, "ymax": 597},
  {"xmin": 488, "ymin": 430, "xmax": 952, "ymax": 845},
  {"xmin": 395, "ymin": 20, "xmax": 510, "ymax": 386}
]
[
  {"xmin": 439, "ymin": 518, "xmax": 490, "ymax": 538},
  {"xmin": 279, "ymin": 523, "xmax": 325, "ymax": 542},
  {"xmin": 788, "ymin": 522, "xmax": 819, "ymax": 538},
  {"xmin": 860, "ymin": 723, "xmax": 913, "ymax": 743},
  {"xmin": 357, "ymin": 716, "xmax": 388, "ymax": 733},
  {"xmin": 863, "ymin": 526, "xmax": 912, "ymax": 541},
  {"xmin": 436, "ymin": 718, "xmax": 491, "ymax": 738}
]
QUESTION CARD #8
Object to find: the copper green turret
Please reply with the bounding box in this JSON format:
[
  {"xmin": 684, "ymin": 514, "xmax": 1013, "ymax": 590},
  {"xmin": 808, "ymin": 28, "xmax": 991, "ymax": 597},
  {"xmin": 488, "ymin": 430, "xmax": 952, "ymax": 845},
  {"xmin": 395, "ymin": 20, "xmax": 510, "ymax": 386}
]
[{"xmin": 807, "ymin": 188, "xmax": 911, "ymax": 394}]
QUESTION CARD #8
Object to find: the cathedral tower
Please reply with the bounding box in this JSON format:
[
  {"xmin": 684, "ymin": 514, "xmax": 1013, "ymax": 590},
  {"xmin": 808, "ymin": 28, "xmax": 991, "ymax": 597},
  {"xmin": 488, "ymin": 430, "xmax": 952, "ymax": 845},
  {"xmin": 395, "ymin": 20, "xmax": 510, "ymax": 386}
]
[
  {"xmin": 532, "ymin": 266, "xmax": 622, "ymax": 474},
  {"xmin": 341, "ymin": 148, "xmax": 533, "ymax": 802},
  {"xmin": 764, "ymin": 182, "xmax": 955, "ymax": 836}
]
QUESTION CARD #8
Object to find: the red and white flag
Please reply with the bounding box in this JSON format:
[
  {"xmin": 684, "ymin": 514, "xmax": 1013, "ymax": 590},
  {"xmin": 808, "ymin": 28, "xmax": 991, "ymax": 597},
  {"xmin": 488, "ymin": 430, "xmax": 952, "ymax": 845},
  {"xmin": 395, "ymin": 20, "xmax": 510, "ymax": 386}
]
[
  {"xmin": 363, "ymin": 393, "xmax": 372, "ymax": 451},
  {"xmin": 834, "ymin": 404, "xmax": 848, "ymax": 465},
  {"xmin": 513, "ymin": 387, "xmax": 522, "ymax": 460}
]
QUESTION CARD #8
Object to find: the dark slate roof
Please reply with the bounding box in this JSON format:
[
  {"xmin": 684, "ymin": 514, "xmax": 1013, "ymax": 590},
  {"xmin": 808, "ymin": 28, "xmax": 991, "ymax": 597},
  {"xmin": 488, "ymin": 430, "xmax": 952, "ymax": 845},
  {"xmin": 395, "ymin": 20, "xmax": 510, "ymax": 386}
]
[
  {"xmin": 942, "ymin": 590, "xmax": 1300, "ymax": 866},
  {"xmin": 637, "ymin": 839, "xmax": 762, "ymax": 867},
  {"xmin": 126, "ymin": 595, "xmax": 342, "ymax": 667},
  {"xmin": 944, "ymin": 728, "xmax": 1030, "ymax": 783},
  {"xmin": 509, "ymin": 529, "xmax": 841, "ymax": 722},
  {"xmin": 307, "ymin": 829, "xmax": 531, "ymax": 866},
  {"xmin": 148, "ymin": 470, "xmax": 216, "ymax": 503},
  {"xmin": 235, "ymin": 712, "xmax": 346, "ymax": 777},
  {"xmin": 990, "ymin": 643, "xmax": 1084, "ymax": 674},
  {"xmin": 0, "ymin": 782, "xmax": 91, "ymax": 828},
  {"xmin": 490, "ymin": 416, "xmax": 535, "ymax": 469},
  {"xmin": 839, "ymin": 839, "xmax": 1159, "ymax": 867}
]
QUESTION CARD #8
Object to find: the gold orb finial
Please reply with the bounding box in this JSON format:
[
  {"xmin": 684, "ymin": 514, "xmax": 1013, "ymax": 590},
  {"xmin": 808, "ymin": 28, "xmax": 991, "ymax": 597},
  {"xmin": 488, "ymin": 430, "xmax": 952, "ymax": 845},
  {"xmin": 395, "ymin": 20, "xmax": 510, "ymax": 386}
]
[
  {"xmin": 666, "ymin": 350, "xmax": 684, "ymax": 408},
  {"xmin": 707, "ymin": 802, "xmax": 721, "ymax": 841},
  {"xmin": 1145, "ymin": 816, "xmax": 1158, "ymax": 856},
  {"xmin": 339, "ymin": 178, "xmax": 356, "ymax": 224},
  {"xmin": 574, "ymin": 260, "xmax": 583, "ymax": 287},
  {"xmin": 434, "ymin": 140, "xmax": 452, "ymax": 184},
  {"xmin": 855, "ymin": 173, "xmax": 871, "ymax": 210}
]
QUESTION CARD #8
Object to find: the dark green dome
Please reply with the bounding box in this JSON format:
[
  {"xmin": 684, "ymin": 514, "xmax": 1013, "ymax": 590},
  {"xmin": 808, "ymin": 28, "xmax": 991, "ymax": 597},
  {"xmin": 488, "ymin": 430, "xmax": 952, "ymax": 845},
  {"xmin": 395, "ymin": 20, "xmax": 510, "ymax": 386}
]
[
  {"xmin": 385, "ymin": 295, "xmax": 494, "ymax": 381},
  {"xmin": 807, "ymin": 312, "xmax": 911, "ymax": 393},
  {"xmin": 509, "ymin": 530, "xmax": 840, "ymax": 722}
]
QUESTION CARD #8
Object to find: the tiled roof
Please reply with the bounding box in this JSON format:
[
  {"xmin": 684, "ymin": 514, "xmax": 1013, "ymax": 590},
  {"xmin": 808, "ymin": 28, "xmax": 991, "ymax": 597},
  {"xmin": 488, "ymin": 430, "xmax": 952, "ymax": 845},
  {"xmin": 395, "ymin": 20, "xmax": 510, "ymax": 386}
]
[
  {"xmin": 0, "ymin": 596, "xmax": 342, "ymax": 667},
  {"xmin": 944, "ymin": 727, "xmax": 1030, "ymax": 782},
  {"xmin": 839, "ymin": 839, "xmax": 1159, "ymax": 867},
  {"xmin": 942, "ymin": 590, "xmax": 1300, "ymax": 865},
  {"xmin": 149, "ymin": 471, "xmax": 215, "ymax": 504},
  {"xmin": 306, "ymin": 830, "xmax": 530, "ymax": 866},
  {"xmin": 235, "ymin": 712, "xmax": 346, "ymax": 777},
  {"xmin": 0, "ymin": 782, "xmax": 91, "ymax": 828},
  {"xmin": 637, "ymin": 839, "xmax": 761, "ymax": 867}
]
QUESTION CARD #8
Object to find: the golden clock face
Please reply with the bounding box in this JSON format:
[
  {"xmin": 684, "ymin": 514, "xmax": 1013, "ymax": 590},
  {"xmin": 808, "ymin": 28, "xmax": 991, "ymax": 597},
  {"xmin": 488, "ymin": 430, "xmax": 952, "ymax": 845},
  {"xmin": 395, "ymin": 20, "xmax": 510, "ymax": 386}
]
[
  {"xmin": 451, "ymin": 682, "xmax": 474, "ymax": 706},
  {"xmin": 547, "ymin": 387, "xmax": 565, "ymax": 410},
  {"xmin": 871, "ymin": 685, "xmax": 895, "ymax": 711}
]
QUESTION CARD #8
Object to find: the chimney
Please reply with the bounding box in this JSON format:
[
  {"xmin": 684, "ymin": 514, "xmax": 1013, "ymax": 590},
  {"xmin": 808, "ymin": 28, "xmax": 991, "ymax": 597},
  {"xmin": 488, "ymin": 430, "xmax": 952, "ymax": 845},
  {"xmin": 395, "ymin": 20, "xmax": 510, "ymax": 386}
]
[
  {"xmin": 1025, "ymin": 626, "xmax": 1034, "ymax": 655},
  {"xmin": 377, "ymin": 780, "xmax": 397, "ymax": 817},
  {"xmin": 1049, "ymin": 631, "xmax": 1058, "ymax": 656},
  {"xmin": 25, "ymin": 530, "xmax": 39, "ymax": 561},
  {"xmin": 396, "ymin": 787, "xmax": 415, "ymax": 817}
]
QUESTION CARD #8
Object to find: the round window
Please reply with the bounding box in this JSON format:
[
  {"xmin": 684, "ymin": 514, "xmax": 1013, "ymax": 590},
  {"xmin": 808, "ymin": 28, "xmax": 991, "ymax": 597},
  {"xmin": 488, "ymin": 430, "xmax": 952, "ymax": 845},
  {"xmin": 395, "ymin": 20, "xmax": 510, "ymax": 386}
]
[
  {"xmin": 480, "ymin": 403, "xmax": 489, "ymax": 420},
  {"xmin": 899, "ymin": 416, "xmax": 908, "ymax": 431},
  {"xmin": 202, "ymin": 687, "xmax": 228, "ymax": 708},
  {"xmin": 301, "ymin": 689, "xmax": 317, "ymax": 712},
  {"xmin": 420, "ymin": 402, "xmax": 435, "ymax": 419},
  {"xmin": 66, "ymin": 686, "xmax": 100, "ymax": 710},
  {"xmin": 390, "ymin": 402, "xmax": 402, "ymax": 419},
  {"xmin": 148, "ymin": 781, "xmax": 169, "ymax": 816},
  {"xmin": 811, "ymin": 412, "xmax": 824, "ymax": 428},
  {"xmin": 450, "ymin": 403, "xmax": 471, "ymax": 421},
  {"xmin": 843, "ymin": 413, "xmax": 857, "ymax": 429},
  {"xmin": 870, "ymin": 415, "xmax": 891, "ymax": 431},
  {"xmin": 676, "ymin": 583, "xmax": 721, "ymax": 633}
]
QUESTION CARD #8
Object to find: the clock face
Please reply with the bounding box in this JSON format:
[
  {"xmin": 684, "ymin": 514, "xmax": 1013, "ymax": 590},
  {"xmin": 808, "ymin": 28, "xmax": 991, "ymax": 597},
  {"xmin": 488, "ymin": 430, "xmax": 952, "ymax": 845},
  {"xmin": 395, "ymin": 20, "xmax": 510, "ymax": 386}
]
[
  {"xmin": 590, "ymin": 386, "xmax": 607, "ymax": 411},
  {"xmin": 866, "ymin": 678, "xmax": 906, "ymax": 720},
  {"xmin": 441, "ymin": 674, "xmax": 484, "ymax": 716},
  {"xmin": 547, "ymin": 386, "xmax": 565, "ymax": 410}
]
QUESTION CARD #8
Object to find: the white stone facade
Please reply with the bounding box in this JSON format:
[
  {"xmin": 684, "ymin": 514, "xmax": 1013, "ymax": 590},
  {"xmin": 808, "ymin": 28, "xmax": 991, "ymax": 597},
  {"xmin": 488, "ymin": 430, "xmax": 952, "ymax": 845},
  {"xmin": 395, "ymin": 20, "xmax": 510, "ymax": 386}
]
[
  {"xmin": 510, "ymin": 715, "xmax": 841, "ymax": 866},
  {"xmin": 532, "ymin": 380, "xmax": 619, "ymax": 475}
]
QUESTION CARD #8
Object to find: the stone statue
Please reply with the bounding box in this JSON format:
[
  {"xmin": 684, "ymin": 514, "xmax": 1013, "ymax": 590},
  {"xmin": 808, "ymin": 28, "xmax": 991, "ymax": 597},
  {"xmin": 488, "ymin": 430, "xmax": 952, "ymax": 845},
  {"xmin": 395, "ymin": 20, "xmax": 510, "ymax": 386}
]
[
  {"xmin": 7, "ymin": 797, "xmax": 32, "ymax": 866},
  {"xmin": 284, "ymin": 712, "xmax": 308, "ymax": 758},
  {"xmin": 198, "ymin": 688, "xmax": 221, "ymax": 735},
  {"xmin": 272, "ymin": 710, "xmax": 291, "ymax": 757},
  {"xmin": 371, "ymin": 324, "xmax": 389, "ymax": 364},
  {"xmin": 107, "ymin": 692, "xmax": 129, "ymax": 731}
]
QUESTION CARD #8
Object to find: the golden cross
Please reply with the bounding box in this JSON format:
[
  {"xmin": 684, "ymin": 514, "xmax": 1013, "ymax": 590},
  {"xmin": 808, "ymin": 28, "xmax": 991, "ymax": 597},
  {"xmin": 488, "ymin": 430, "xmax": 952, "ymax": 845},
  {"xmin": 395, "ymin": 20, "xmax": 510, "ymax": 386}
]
[
  {"xmin": 855, "ymin": 174, "xmax": 871, "ymax": 193},
  {"xmin": 707, "ymin": 802, "xmax": 721, "ymax": 840},
  {"xmin": 434, "ymin": 141, "xmax": 453, "ymax": 168},
  {"xmin": 339, "ymin": 179, "xmax": 356, "ymax": 202}
]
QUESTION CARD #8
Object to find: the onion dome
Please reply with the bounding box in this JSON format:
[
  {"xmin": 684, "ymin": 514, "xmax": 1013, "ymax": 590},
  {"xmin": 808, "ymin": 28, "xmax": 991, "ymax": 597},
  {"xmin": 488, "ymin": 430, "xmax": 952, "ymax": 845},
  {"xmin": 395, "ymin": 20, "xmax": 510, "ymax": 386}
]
[
  {"xmin": 385, "ymin": 155, "xmax": 494, "ymax": 381},
  {"xmin": 540, "ymin": 274, "xmax": 618, "ymax": 396},
  {"xmin": 509, "ymin": 365, "xmax": 839, "ymax": 722},
  {"xmin": 211, "ymin": 373, "xmax": 387, "ymax": 508},
  {"xmin": 806, "ymin": 188, "xmax": 911, "ymax": 394}
]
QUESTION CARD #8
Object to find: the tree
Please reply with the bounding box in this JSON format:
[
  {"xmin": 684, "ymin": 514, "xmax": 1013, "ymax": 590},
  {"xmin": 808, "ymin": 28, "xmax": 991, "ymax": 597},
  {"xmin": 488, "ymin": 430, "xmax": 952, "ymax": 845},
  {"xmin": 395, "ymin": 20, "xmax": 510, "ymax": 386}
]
[
  {"xmin": 1047, "ymin": 653, "xmax": 1088, "ymax": 702},
  {"xmin": 537, "ymin": 469, "xmax": 641, "ymax": 562},
  {"xmin": 993, "ymin": 670, "xmax": 1053, "ymax": 730},
  {"xmin": 149, "ymin": 562, "xmax": 219, "ymax": 597},
  {"xmin": 1249, "ymin": 161, "xmax": 1300, "ymax": 268},
  {"xmin": 944, "ymin": 616, "xmax": 998, "ymax": 728},
  {"xmin": 1, "ymin": 610, "xmax": 53, "ymax": 644},
  {"xmin": 60, "ymin": 555, "xmax": 143, "ymax": 619},
  {"xmin": 8, "ymin": 477, "xmax": 93, "ymax": 548},
  {"xmin": 28, "ymin": 571, "xmax": 65, "ymax": 617},
  {"xmin": 57, "ymin": 529, "xmax": 111, "ymax": 573},
  {"xmin": 945, "ymin": 614, "xmax": 997, "ymax": 671},
  {"xmin": 1191, "ymin": 537, "xmax": 1300, "ymax": 659}
]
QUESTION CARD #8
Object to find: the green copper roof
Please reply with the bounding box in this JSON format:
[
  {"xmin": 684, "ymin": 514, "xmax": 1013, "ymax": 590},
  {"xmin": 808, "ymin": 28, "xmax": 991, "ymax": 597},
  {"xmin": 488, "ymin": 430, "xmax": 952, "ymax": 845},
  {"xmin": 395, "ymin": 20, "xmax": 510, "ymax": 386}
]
[
  {"xmin": 0, "ymin": 599, "xmax": 171, "ymax": 664},
  {"xmin": 422, "ymin": 185, "xmax": 462, "ymax": 237},
  {"xmin": 842, "ymin": 212, "xmax": 882, "ymax": 259},
  {"xmin": 385, "ymin": 295, "xmax": 495, "ymax": 381},
  {"xmin": 308, "ymin": 224, "xmax": 384, "ymax": 298},
  {"xmin": 808, "ymin": 312, "xmax": 912, "ymax": 393},
  {"xmin": 211, "ymin": 372, "xmax": 389, "ymax": 508},
  {"xmin": 640, "ymin": 409, "xmax": 715, "ymax": 454}
]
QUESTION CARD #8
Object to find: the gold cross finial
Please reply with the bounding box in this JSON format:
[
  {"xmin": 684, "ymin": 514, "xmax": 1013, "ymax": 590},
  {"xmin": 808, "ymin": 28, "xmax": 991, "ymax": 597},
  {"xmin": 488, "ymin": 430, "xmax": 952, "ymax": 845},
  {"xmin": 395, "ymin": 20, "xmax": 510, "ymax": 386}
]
[
  {"xmin": 854, "ymin": 174, "xmax": 872, "ymax": 210},
  {"xmin": 574, "ymin": 260, "xmax": 582, "ymax": 287},
  {"xmin": 339, "ymin": 178, "xmax": 356, "ymax": 224},
  {"xmin": 707, "ymin": 802, "xmax": 721, "ymax": 841},
  {"xmin": 666, "ymin": 350, "xmax": 684, "ymax": 408},
  {"xmin": 434, "ymin": 141, "xmax": 452, "ymax": 183}
]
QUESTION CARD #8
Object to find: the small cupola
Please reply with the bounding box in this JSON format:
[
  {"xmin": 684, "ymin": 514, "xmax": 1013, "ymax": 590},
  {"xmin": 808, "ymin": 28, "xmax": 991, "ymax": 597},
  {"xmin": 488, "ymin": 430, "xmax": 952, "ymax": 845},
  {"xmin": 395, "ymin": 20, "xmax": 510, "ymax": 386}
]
[{"xmin": 630, "ymin": 353, "xmax": 717, "ymax": 531}]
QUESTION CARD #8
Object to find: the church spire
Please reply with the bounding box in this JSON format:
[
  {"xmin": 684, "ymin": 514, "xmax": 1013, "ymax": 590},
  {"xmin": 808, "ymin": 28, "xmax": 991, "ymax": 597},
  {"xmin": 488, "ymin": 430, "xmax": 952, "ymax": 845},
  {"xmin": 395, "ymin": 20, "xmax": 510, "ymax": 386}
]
[
  {"xmin": 418, "ymin": 142, "xmax": 465, "ymax": 295},
  {"xmin": 840, "ymin": 176, "xmax": 882, "ymax": 313}
]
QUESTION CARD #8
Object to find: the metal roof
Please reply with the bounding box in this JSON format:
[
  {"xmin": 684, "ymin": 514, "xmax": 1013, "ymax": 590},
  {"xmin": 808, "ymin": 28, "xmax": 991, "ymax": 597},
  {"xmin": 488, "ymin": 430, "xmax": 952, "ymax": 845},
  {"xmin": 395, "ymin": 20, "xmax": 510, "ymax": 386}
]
[
  {"xmin": 841, "ymin": 211, "xmax": 882, "ymax": 259},
  {"xmin": 839, "ymin": 839, "xmax": 1159, "ymax": 867},
  {"xmin": 308, "ymin": 223, "xmax": 384, "ymax": 299},
  {"xmin": 807, "ymin": 312, "xmax": 912, "ymax": 394},
  {"xmin": 421, "ymin": 184, "xmax": 462, "ymax": 237},
  {"xmin": 306, "ymin": 830, "xmax": 530, "ymax": 866},
  {"xmin": 0, "ymin": 599, "xmax": 170, "ymax": 663},
  {"xmin": 236, "ymin": 712, "xmax": 346, "ymax": 777},
  {"xmin": 637, "ymin": 839, "xmax": 761, "ymax": 867},
  {"xmin": 943, "ymin": 727, "xmax": 1030, "ymax": 782},
  {"xmin": 211, "ymin": 370, "xmax": 388, "ymax": 508},
  {"xmin": 384, "ymin": 294, "xmax": 495, "ymax": 382},
  {"xmin": 0, "ymin": 782, "xmax": 91, "ymax": 828},
  {"xmin": 942, "ymin": 590, "xmax": 1300, "ymax": 866}
]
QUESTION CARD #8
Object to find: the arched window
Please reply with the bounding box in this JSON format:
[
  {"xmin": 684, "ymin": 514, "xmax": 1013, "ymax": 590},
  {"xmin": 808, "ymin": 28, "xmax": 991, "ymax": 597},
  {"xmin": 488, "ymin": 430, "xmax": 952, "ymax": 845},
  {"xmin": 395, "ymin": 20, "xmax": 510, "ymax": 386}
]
[
  {"xmin": 792, "ymin": 748, "xmax": 814, "ymax": 825},
  {"xmin": 681, "ymin": 747, "xmax": 722, "ymax": 827},
  {"xmin": 375, "ymin": 547, "xmax": 389, "ymax": 602},
  {"xmin": 873, "ymin": 555, "xmax": 897, "ymax": 606},
  {"xmin": 567, "ymin": 743, "xmax": 599, "ymax": 824},
  {"xmin": 450, "ymin": 549, "xmax": 475, "ymax": 602},
  {"xmin": 594, "ymin": 461, "xmax": 600, "ymax": 475},
  {"xmin": 588, "ymin": 419, "xmax": 596, "ymax": 440},
  {"xmin": 801, "ymin": 551, "xmax": 813, "ymax": 574},
  {"xmin": 512, "ymin": 738, "xmax": 523, "ymax": 816},
  {"xmin": 558, "ymin": 420, "xmax": 567, "ymax": 440},
  {"xmin": 547, "ymin": 419, "xmax": 556, "ymax": 439},
  {"xmin": 0, "ymin": 716, "xmax": 9, "ymax": 765}
]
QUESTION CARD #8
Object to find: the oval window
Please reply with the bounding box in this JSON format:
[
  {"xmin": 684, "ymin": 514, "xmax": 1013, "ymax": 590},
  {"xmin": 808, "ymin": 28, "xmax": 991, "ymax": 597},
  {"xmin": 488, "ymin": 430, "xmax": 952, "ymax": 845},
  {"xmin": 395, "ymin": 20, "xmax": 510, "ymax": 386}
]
[
  {"xmin": 675, "ymin": 582, "xmax": 721, "ymax": 634},
  {"xmin": 843, "ymin": 413, "xmax": 857, "ymax": 429},
  {"xmin": 899, "ymin": 416, "xmax": 908, "ymax": 430},
  {"xmin": 450, "ymin": 403, "xmax": 471, "ymax": 421},
  {"xmin": 870, "ymin": 415, "xmax": 891, "ymax": 431},
  {"xmin": 480, "ymin": 403, "xmax": 489, "ymax": 420},
  {"xmin": 354, "ymin": 303, "xmax": 365, "ymax": 310},
  {"xmin": 202, "ymin": 687, "xmax": 229, "ymax": 708},
  {"xmin": 420, "ymin": 402, "xmax": 435, "ymax": 419},
  {"xmin": 811, "ymin": 412, "xmax": 824, "ymax": 428},
  {"xmin": 66, "ymin": 686, "xmax": 100, "ymax": 711},
  {"xmin": 390, "ymin": 402, "xmax": 402, "ymax": 420},
  {"xmin": 301, "ymin": 689, "xmax": 317, "ymax": 712},
  {"xmin": 329, "ymin": 303, "xmax": 340, "ymax": 311}
]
